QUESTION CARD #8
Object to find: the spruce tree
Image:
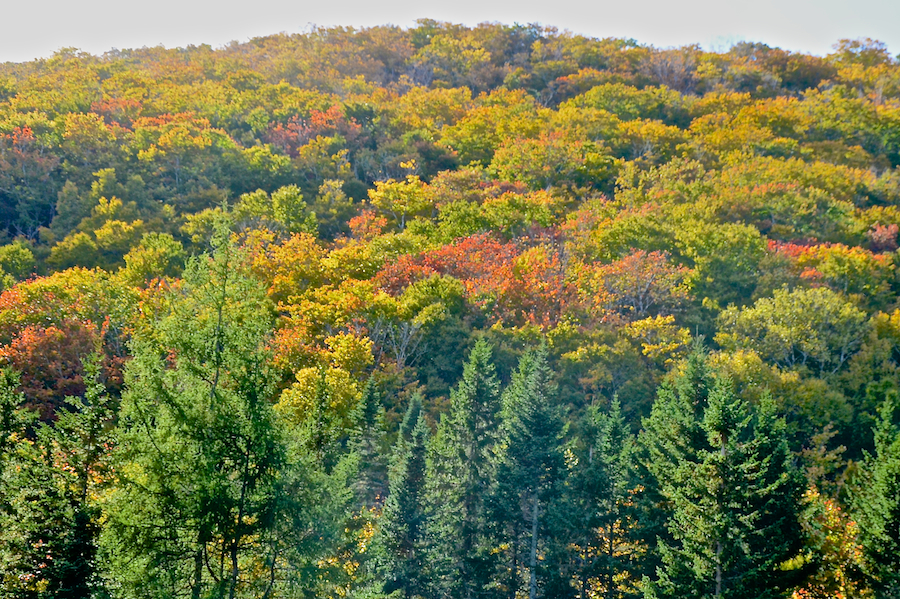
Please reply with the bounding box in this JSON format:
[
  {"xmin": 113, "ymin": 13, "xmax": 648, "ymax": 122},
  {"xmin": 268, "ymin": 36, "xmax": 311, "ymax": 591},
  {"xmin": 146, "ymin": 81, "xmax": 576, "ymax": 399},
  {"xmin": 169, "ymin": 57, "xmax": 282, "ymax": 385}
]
[
  {"xmin": 377, "ymin": 393, "xmax": 430, "ymax": 598},
  {"xmin": 426, "ymin": 338, "xmax": 502, "ymax": 599},
  {"xmin": 554, "ymin": 399, "xmax": 640, "ymax": 599},
  {"xmin": 350, "ymin": 377, "xmax": 388, "ymax": 509},
  {"xmin": 853, "ymin": 399, "xmax": 900, "ymax": 597},
  {"xmin": 290, "ymin": 371, "xmax": 372, "ymax": 597},
  {"xmin": 641, "ymin": 352, "xmax": 805, "ymax": 599},
  {"xmin": 492, "ymin": 345, "xmax": 566, "ymax": 599},
  {"xmin": 636, "ymin": 346, "xmax": 711, "ymax": 579}
]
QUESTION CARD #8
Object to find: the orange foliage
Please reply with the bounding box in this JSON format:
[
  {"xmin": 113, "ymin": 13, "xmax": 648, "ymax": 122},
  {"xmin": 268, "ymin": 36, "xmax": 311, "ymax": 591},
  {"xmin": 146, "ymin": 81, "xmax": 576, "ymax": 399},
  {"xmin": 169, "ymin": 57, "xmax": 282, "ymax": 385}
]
[
  {"xmin": 348, "ymin": 210, "xmax": 389, "ymax": 241},
  {"xmin": 264, "ymin": 105, "xmax": 365, "ymax": 157},
  {"xmin": 376, "ymin": 233, "xmax": 576, "ymax": 326},
  {"xmin": 90, "ymin": 97, "xmax": 143, "ymax": 126},
  {"xmin": 581, "ymin": 250, "xmax": 690, "ymax": 321},
  {"xmin": 792, "ymin": 488, "xmax": 870, "ymax": 599},
  {"xmin": 0, "ymin": 320, "xmax": 96, "ymax": 420}
]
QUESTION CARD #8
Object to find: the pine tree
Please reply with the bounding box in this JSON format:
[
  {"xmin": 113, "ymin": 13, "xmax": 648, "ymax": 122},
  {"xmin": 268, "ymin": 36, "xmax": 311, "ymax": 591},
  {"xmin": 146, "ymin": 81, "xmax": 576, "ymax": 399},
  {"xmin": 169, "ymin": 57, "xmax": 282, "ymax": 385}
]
[
  {"xmin": 853, "ymin": 399, "xmax": 900, "ymax": 598},
  {"xmin": 377, "ymin": 393, "xmax": 430, "ymax": 598},
  {"xmin": 641, "ymin": 351, "xmax": 805, "ymax": 599},
  {"xmin": 492, "ymin": 345, "xmax": 566, "ymax": 599},
  {"xmin": 426, "ymin": 338, "xmax": 502, "ymax": 599}
]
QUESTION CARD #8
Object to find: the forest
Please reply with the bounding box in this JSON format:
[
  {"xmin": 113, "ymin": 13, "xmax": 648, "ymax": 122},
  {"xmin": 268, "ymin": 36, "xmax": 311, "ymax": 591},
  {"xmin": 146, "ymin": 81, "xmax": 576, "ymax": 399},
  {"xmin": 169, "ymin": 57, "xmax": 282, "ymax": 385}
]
[{"xmin": 0, "ymin": 20, "xmax": 899, "ymax": 599}]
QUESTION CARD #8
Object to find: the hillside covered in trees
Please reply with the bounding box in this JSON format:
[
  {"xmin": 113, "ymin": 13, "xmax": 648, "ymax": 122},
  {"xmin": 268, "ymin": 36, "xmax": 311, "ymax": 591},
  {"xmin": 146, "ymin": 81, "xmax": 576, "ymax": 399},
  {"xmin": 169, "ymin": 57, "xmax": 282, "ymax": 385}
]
[{"xmin": 1, "ymin": 20, "xmax": 900, "ymax": 599}]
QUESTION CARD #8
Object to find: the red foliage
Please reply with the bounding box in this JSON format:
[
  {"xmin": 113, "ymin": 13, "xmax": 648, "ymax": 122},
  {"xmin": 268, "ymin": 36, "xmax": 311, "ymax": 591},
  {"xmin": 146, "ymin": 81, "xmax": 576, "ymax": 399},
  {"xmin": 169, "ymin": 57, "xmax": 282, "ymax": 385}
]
[
  {"xmin": 867, "ymin": 223, "xmax": 899, "ymax": 253},
  {"xmin": 768, "ymin": 239, "xmax": 818, "ymax": 258},
  {"xmin": 0, "ymin": 272, "xmax": 130, "ymax": 417},
  {"xmin": 377, "ymin": 234, "xmax": 518, "ymax": 295},
  {"xmin": 264, "ymin": 105, "xmax": 364, "ymax": 157},
  {"xmin": 0, "ymin": 320, "xmax": 96, "ymax": 420},
  {"xmin": 90, "ymin": 97, "xmax": 143, "ymax": 126},
  {"xmin": 376, "ymin": 233, "xmax": 575, "ymax": 326}
]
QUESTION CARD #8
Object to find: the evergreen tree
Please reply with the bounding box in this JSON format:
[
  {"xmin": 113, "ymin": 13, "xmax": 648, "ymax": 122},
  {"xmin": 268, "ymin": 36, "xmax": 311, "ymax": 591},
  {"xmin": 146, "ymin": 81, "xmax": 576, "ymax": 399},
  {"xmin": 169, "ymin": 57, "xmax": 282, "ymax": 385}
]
[
  {"xmin": 426, "ymin": 339, "xmax": 502, "ymax": 599},
  {"xmin": 275, "ymin": 422, "xmax": 360, "ymax": 599},
  {"xmin": 301, "ymin": 367, "xmax": 349, "ymax": 473},
  {"xmin": 100, "ymin": 225, "xmax": 288, "ymax": 599},
  {"xmin": 554, "ymin": 399, "xmax": 640, "ymax": 599},
  {"xmin": 853, "ymin": 399, "xmax": 900, "ymax": 598},
  {"xmin": 641, "ymin": 351, "xmax": 805, "ymax": 599},
  {"xmin": 0, "ymin": 359, "xmax": 114, "ymax": 599},
  {"xmin": 284, "ymin": 370, "xmax": 377, "ymax": 598},
  {"xmin": 377, "ymin": 393, "xmax": 430, "ymax": 598},
  {"xmin": 492, "ymin": 345, "xmax": 566, "ymax": 599},
  {"xmin": 636, "ymin": 346, "xmax": 712, "ymax": 580},
  {"xmin": 350, "ymin": 378, "xmax": 389, "ymax": 509}
]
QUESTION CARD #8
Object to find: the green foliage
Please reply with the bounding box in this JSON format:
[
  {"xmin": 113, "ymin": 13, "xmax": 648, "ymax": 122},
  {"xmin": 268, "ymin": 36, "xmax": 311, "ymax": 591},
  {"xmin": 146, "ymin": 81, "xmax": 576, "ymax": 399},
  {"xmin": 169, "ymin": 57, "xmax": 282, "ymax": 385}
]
[
  {"xmin": 100, "ymin": 226, "xmax": 292, "ymax": 598},
  {"xmin": 1, "ymin": 21, "xmax": 900, "ymax": 599},
  {"xmin": 553, "ymin": 398, "xmax": 642, "ymax": 599},
  {"xmin": 641, "ymin": 350, "xmax": 806, "ymax": 599},
  {"xmin": 368, "ymin": 175, "xmax": 432, "ymax": 232},
  {"xmin": 350, "ymin": 378, "xmax": 389, "ymax": 508},
  {"xmin": 853, "ymin": 399, "xmax": 900, "ymax": 596},
  {"xmin": 716, "ymin": 287, "xmax": 870, "ymax": 376},
  {"xmin": 118, "ymin": 232, "xmax": 186, "ymax": 286},
  {"xmin": 376, "ymin": 394, "xmax": 430, "ymax": 598},
  {"xmin": 425, "ymin": 338, "xmax": 502, "ymax": 599},
  {"xmin": 235, "ymin": 184, "xmax": 318, "ymax": 234},
  {"xmin": 0, "ymin": 360, "xmax": 113, "ymax": 599},
  {"xmin": 492, "ymin": 344, "xmax": 567, "ymax": 599},
  {"xmin": 0, "ymin": 240, "xmax": 34, "ymax": 280}
]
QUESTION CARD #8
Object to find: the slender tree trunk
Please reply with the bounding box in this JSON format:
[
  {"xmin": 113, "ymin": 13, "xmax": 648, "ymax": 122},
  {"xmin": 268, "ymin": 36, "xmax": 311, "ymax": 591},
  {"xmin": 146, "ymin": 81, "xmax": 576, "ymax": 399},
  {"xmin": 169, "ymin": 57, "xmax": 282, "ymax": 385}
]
[
  {"xmin": 229, "ymin": 538, "xmax": 240, "ymax": 599},
  {"xmin": 582, "ymin": 447, "xmax": 593, "ymax": 599},
  {"xmin": 715, "ymin": 434, "xmax": 726, "ymax": 599},
  {"xmin": 510, "ymin": 519, "xmax": 520, "ymax": 599},
  {"xmin": 192, "ymin": 541, "xmax": 204, "ymax": 599},
  {"xmin": 229, "ymin": 459, "xmax": 251, "ymax": 599},
  {"xmin": 606, "ymin": 527, "xmax": 614, "ymax": 599},
  {"xmin": 529, "ymin": 493, "xmax": 540, "ymax": 599},
  {"xmin": 262, "ymin": 545, "xmax": 278, "ymax": 599},
  {"xmin": 715, "ymin": 540, "xmax": 723, "ymax": 599}
]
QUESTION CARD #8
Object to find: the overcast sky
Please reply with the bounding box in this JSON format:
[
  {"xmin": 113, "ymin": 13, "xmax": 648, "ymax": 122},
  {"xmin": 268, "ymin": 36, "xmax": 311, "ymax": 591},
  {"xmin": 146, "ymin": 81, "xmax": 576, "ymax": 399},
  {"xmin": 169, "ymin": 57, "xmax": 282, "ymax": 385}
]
[{"xmin": 2, "ymin": 0, "xmax": 898, "ymax": 64}]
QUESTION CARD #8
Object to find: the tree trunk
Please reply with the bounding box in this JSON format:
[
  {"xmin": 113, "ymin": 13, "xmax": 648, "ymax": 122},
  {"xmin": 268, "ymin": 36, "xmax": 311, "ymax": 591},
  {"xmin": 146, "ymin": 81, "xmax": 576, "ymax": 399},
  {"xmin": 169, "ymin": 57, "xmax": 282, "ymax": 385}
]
[
  {"xmin": 715, "ymin": 433, "xmax": 726, "ymax": 599},
  {"xmin": 606, "ymin": 527, "xmax": 614, "ymax": 599},
  {"xmin": 715, "ymin": 540, "xmax": 723, "ymax": 599},
  {"xmin": 229, "ymin": 539, "xmax": 240, "ymax": 599},
  {"xmin": 509, "ymin": 519, "xmax": 520, "ymax": 599},
  {"xmin": 191, "ymin": 542, "xmax": 204, "ymax": 599},
  {"xmin": 529, "ymin": 492, "xmax": 540, "ymax": 599}
]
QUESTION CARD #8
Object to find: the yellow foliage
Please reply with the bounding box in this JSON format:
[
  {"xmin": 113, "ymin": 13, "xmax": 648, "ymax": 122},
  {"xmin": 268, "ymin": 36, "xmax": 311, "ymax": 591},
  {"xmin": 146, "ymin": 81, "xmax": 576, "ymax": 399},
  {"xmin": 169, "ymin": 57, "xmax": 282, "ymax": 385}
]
[
  {"xmin": 276, "ymin": 366, "xmax": 361, "ymax": 427},
  {"xmin": 367, "ymin": 175, "xmax": 432, "ymax": 230},
  {"xmin": 324, "ymin": 332, "xmax": 373, "ymax": 375},
  {"xmin": 624, "ymin": 315, "xmax": 690, "ymax": 365}
]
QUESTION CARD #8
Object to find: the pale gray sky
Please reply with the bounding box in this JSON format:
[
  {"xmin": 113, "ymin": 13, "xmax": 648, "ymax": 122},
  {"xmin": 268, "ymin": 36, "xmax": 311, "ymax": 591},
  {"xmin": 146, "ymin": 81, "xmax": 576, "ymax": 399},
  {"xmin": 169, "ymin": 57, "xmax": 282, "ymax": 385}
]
[{"xmin": 2, "ymin": 0, "xmax": 898, "ymax": 63}]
